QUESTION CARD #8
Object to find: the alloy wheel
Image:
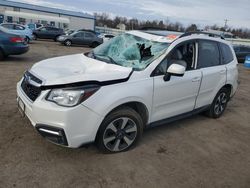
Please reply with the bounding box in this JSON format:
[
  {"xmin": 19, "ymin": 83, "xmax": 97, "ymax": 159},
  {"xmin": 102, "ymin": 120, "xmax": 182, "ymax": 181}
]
[
  {"xmin": 103, "ymin": 117, "xmax": 138, "ymax": 152},
  {"xmin": 214, "ymin": 92, "xmax": 227, "ymax": 115}
]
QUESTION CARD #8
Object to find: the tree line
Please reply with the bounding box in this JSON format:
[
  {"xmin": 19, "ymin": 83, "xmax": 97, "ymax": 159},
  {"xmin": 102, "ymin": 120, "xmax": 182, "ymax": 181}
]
[{"xmin": 94, "ymin": 13, "xmax": 250, "ymax": 39}]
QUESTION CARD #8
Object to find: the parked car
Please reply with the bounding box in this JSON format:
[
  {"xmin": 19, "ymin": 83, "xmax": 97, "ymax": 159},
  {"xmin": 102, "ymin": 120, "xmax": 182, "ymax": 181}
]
[
  {"xmin": 64, "ymin": 29, "xmax": 75, "ymax": 36},
  {"xmin": 0, "ymin": 23, "xmax": 33, "ymax": 43},
  {"xmin": 33, "ymin": 26, "xmax": 64, "ymax": 41},
  {"xmin": 0, "ymin": 26, "xmax": 29, "ymax": 60},
  {"xmin": 17, "ymin": 31, "xmax": 238, "ymax": 153},
  {"xmin": 233, "ymin": 45, "xmax": 250, "ymax": 63},
  {"xmin": 27, "ymin": 23, "xmax": 43, "ymax": 31},
  {"xmin": 57, "ymin": 30, "xmax": 103, "ymax": 47},
  {"xmin": 98, "ymin": 33, "xmax": 115, "ymax": 42}
]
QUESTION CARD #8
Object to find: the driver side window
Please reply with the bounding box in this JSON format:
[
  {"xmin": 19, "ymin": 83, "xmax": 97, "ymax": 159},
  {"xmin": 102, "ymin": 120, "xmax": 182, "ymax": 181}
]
[{"xmin": 154, "ymin": 41, "xmax": 196, "ymax": 76}]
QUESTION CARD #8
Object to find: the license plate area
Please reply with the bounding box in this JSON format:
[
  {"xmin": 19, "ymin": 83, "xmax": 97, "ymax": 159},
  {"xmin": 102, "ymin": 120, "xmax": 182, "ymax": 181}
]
[{"xmin": 17, "ymin": 97, "xmax": 26, "ymax": 117}]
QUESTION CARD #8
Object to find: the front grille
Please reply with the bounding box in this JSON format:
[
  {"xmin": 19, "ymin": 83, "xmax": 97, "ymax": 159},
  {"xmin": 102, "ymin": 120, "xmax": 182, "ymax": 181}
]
[{"xmin": 21, "ymin": 72, "xmax": 42, "ymax": 101}]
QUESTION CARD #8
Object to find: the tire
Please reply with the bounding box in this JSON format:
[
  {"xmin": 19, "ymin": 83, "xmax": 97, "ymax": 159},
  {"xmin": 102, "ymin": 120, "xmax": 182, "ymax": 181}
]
[
  {"xmin": 33, "ymin": 34, "xmax": 37, "ymax": 40},
  {"xmin": 0, "ymin": 49, "xmax": 4, "ymax": 61},
  {"xmin": 64, "ymin": 40, "xmax": 72, "ymax": 46},
  {"xmin": 96, "ymin": 107, "xmax": 143, "ymax": 153},
  {"xmin": 54, "ymin": 35, "xmax": 60, "ymax": 42},
  {"xmin": 205, "ymin": 87, "xmax": 230, "ymax": 118},
  {"xmin": 25, "ymin": 37, "xmax": 30, "ymax": 43},
  {"xmin": 90, "ymin": 42, "xmax": 99, "ymax": 48}
]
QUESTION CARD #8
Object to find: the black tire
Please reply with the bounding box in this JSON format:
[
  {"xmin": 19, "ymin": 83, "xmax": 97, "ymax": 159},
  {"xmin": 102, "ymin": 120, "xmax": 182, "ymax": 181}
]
[
  {"xmin": 90, "ymin": 42, "xmax": 99, "ymax": 48},
  {"xmin": 0, "ymin": 49, "xmax": 4, "ymax": 61},
  {"xmin": 54, "ymin": 35, "xmax": 60, "ymax": 42},
  {"xmin": 64, "ymin": 40, "xmax": 72, "ymax": 46},
  {"xmin": 205, "ymin": 87, "xmax": 230, "ymax": 118},
  {"xmin": 33, "ymin": 34, "xmax": 37, "ymax": 40},
  {"xmin": 96, "ymin": 107, "xmax": 143, "ymax": 153},
  {"xmin": 25, "ymin": 36, "xmax": 30, "ymax": 43}
]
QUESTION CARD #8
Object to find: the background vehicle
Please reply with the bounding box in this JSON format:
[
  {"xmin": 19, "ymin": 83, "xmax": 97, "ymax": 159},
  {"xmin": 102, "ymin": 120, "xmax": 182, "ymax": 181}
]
[
  {"xmin": 98, "ymin": 33, "xmax": 115, "ymax": 42},
  {"xmin": 58, "ymin": 30, "xmax": 103, "ymax": 47},
  {"xmin": 17, "ymin": 31, "xmax": 238, "ymax": 153},
  {"xmin": 27, "ymin": 23, "xmax": 43, "ymax": 31},
  {"xmin": 33, "ymin": 26, "xmax": 64, "ymax": 41},
  {"xmin": 233, "ymin": 45, "xmax": 250, "ymax": 63},
  {"xmin": 0, "ymin": 23, "xmax": 33, "ymax": 43},
  {"xmin": 64, "ymin": 29, "xmax": 75, "ymax": 36},
  {"xmin": 0, "ymin": 26, "xmax": 29, "ymax": 60}
]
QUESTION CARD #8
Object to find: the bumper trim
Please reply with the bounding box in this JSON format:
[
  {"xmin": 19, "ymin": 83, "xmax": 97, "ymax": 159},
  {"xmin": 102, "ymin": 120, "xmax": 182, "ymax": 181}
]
[{"xmin": 36, "ymin": 124, "xmax": 68, "ymax": 146}]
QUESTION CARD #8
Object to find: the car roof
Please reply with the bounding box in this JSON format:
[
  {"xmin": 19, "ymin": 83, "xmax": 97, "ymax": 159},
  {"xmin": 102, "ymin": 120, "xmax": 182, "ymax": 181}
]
[{"xmin": 127, "ymin": 30, "xmax": 228, "ymax": 44}]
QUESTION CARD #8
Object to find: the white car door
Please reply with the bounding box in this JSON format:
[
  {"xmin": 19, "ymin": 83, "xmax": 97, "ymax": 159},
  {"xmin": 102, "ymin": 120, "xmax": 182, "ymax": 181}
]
[
  {"xmin": 195, "ymin": 40, "xmax": 227, "ymax": 108},
  {"xmin": 151, "ymin": 41, "xmax": 202, "ymax": 123}
]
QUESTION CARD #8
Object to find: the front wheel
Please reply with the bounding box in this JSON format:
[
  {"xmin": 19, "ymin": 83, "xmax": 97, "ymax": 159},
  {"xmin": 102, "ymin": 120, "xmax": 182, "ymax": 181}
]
[
  {"xmin": 33, "ymin": 34, "xmax": 37, "ymax": 40},
  {"xmin": 90, "ymin": 42, "xmax": 99, "ymax": 48},
  {"xmin": 205, "ymin": 87, "xmax": 230, "ymax": 118},
  {"xmin": 64, "ymin": 40, "xmax": 72, "ymax": 46},
  {"xmin": 96, "ymin": 107, "xmax": 143, "ymax": 153}
]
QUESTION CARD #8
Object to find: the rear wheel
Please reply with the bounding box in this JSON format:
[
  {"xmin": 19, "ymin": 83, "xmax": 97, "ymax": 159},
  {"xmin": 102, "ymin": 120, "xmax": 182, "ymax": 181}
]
[
  {"xmin": 90, "ymin": 42, "xmax": 99, "ymax": 48},
  {"xmin": 96, "ymin": 107, "xmax": 143, "ymax": 153},
  {"xmin": 25, "ymin": 37, "xmax": 30, "ymax": 43},
  {"xmin": 64, "ymin": 40, "xmax": 72, "ymax": 46},
  {"xmin": 205, "ymin": 87, "xmax": 230, "ymax": 118},
  {"xmin": 0, "ymin": 49, "xmax": 4, "ymax": 61}
]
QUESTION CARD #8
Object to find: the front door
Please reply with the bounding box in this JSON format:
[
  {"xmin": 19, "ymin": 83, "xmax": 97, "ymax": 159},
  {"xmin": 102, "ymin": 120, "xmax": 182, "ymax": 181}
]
[{"xmin": 151, "ymin": 41, "xmax": 202, "ymax": 122}]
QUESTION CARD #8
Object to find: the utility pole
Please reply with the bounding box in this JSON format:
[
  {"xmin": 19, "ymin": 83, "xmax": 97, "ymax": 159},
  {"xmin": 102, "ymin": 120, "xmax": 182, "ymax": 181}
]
[{"xmin": 224, "ymin": 19, "xmax": 229, "ymax": 30}]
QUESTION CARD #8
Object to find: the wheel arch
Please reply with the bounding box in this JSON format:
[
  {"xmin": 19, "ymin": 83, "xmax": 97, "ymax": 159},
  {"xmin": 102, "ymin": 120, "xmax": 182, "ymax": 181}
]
[
  {"xmin": 222, "ymin": 84, "xmax": 233, "ymax": 96},
  {"xmin": 94, "ymin": 100, "xmax": 149, "ymax": 142},
  {"xmin": 107, "ymin": 101, "xmax": 149, "ymax": 127}
]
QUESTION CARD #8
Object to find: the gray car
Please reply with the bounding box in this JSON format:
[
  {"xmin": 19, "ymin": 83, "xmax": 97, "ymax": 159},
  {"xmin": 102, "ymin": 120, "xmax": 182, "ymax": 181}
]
[{"xmin": 58, "ymin": 30, "xmax": 103, "ymax": 47}]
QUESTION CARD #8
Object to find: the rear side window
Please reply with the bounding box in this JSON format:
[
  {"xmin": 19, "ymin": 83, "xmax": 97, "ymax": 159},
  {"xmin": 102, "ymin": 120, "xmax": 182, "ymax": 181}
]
[
  {"xmin": 85, "ymin": 32, "xmax": 95, "ymax": 38},
  {"xmin": 2, "ymin": 24, "xmax": 14, "ymax": 29},
  {"xmin": 15, "ymin": 25, "xmax": 25, "ymax": 30},
  {"xmin": 220, "ymin": 43, "xmax": 234, "ymax": 64},
  {"xmin": 198, "ymin": 40, "xmax": 220, "ymax": 68}
]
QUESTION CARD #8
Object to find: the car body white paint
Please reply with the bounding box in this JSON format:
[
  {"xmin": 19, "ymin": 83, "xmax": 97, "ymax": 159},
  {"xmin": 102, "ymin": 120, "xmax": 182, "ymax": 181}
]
[{"xmin": 16, "ymin": 31, "xmax": 238, "ymax": 148}]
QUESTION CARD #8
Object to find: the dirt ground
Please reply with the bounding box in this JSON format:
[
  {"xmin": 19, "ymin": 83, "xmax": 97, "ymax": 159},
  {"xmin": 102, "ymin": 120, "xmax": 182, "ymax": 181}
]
[{"xmin": 0, "ymin": 41, "xmax": 249, "ymax": 188}]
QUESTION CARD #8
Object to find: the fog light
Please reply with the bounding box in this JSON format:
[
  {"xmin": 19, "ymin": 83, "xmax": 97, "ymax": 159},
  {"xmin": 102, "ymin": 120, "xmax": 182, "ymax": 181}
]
[{"xmin": 36, "ymin": 125, "xmax": 68, "ymax": 146}]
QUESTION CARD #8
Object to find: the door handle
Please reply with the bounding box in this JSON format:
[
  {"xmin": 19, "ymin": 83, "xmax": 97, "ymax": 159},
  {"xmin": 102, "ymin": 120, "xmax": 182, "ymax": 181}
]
[
  {"xmin": 220, "ymin": 70, "xmax": 226, "ymax": 74},
  {"xmin": 192, "ymin": 77, "xmax": 201, "ymax": 82}
]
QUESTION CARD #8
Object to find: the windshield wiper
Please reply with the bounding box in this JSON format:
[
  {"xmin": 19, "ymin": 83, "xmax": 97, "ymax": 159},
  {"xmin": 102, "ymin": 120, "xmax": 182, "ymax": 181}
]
[{"xmin": 94, "ymin": 53, "xmax": 119, "ymax": 65}]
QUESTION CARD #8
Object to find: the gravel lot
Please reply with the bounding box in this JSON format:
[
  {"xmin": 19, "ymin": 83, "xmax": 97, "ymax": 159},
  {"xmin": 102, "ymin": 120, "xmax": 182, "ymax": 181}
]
[{"xmin": 0, "ymin": 41, "xmax": 250, "ymax": 188}]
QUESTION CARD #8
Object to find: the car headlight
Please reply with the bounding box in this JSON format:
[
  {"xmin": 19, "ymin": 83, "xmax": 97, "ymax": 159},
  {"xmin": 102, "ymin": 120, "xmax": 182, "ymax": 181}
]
[{"xmin": 46, "ymin": 86, "xmax": 100, "ymax": 107}]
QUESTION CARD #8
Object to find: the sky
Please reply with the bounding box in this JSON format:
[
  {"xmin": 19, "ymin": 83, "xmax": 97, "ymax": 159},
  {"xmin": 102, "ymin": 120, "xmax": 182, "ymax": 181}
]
[{"xmin": 11, "ymin": 0, "xmax": 250, "ymax": 29}]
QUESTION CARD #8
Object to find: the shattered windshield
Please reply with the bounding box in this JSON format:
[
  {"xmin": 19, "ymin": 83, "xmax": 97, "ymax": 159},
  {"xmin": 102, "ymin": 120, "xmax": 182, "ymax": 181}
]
[{"xmin": 89, "ymin": 33, "xmax": 170, "ymax": 71}]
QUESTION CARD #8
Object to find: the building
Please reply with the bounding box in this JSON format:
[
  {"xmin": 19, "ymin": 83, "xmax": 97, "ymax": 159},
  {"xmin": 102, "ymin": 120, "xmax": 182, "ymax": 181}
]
[{"xmin": 0, "ymin": 0, "xmax": 95, "ymax": 30}]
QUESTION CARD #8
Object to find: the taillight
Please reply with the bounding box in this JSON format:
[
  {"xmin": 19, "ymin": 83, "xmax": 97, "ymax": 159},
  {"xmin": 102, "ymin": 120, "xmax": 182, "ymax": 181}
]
[{"xmin": 10, "ymin": 37, "xmax": 24, "ymax": 43}]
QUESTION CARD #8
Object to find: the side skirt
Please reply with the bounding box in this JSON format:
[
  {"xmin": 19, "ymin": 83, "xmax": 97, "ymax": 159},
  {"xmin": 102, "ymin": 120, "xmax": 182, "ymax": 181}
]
[{"xmin": 147, "ymin": 105, "xmax": 210, "ymax": 128}]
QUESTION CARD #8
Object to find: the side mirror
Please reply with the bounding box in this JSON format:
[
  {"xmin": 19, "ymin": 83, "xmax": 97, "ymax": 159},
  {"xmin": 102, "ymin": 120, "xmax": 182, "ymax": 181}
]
[{"xmin": 163, "ymin": 62, "xmax": 186, "ymax": 82}]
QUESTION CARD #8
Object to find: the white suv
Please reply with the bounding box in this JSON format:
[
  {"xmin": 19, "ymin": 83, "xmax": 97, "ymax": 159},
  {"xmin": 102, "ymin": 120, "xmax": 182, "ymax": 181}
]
[{"xmin": 17, "ymin": 31, "xmax": 238, "ymax": 153}]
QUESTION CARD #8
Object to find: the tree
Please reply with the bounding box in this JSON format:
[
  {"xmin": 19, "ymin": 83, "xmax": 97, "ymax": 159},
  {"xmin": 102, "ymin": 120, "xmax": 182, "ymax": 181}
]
[{"xmin": 186, "ymin": 24, "xmax": 197, "ymax": 32}]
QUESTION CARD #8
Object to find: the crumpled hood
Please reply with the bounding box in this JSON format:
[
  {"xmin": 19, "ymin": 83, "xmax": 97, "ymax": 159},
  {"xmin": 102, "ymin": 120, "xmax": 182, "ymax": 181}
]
[{"xmin": 30, "ymin": 53, "xmax": 132, "ymax": 86}]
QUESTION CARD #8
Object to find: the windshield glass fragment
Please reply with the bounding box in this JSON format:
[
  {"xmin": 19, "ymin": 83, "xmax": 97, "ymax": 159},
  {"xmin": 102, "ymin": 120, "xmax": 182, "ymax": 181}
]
[{"xmin": 89, "ymin": 33, "xmax": 170, "ymax": 70}]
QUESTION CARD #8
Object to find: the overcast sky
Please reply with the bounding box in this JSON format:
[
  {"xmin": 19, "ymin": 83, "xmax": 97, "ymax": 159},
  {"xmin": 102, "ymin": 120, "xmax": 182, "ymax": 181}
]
[{"xmin": 11, "ymin": 0, "xmax": 250, "ymax": 29}]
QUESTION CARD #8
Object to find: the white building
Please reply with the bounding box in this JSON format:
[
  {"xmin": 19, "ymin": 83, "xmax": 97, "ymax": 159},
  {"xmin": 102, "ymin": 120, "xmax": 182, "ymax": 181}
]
[{"xmin": 0, "ymin": 0, "xmax": 95, "ymax": 30}]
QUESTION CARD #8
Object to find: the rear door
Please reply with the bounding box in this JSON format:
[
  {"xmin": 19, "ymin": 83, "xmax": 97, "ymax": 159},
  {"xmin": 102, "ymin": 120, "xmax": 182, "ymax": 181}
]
[
  {"xmin": 195, "ymin": 40, "xmax": 226, "ymax": 108},
  {"xmin": 84, "ymin": 32, "xmax": 95, "ymax": 45}
]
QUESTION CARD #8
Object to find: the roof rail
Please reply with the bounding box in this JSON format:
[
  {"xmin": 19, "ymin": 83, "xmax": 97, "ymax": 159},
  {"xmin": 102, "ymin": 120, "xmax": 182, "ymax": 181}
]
[{"xmin": 179, "ymin": 31, "xmax": 225, "ymax": 40}]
